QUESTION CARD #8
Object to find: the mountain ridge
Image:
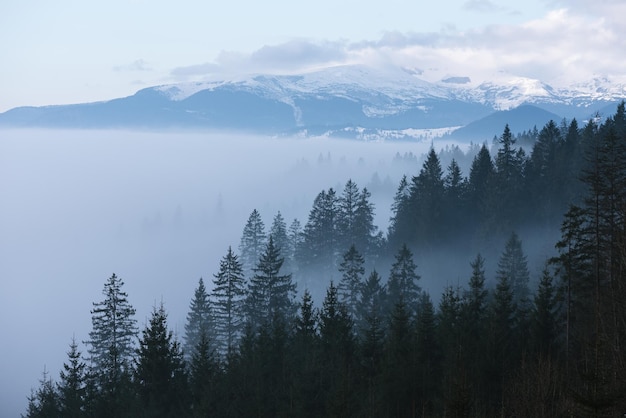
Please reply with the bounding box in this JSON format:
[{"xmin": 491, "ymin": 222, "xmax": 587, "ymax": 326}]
[{"xmin": 1, "ymin": 64, "xmax": 624, "ymax": 139}]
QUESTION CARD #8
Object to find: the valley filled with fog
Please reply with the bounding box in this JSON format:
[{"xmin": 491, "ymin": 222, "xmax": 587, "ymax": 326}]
[{"xmin": 1, "ymin": 129, "xmax": 477, "ymax": 414}]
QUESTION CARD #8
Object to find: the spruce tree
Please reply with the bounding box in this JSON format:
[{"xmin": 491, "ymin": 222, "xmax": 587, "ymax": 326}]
[
  {"xmin": 387, "ymin": 244, "xmax": 421, "ymax": 318},
  {"xmin": 57, "ymin": 337, "xmax": 86, "ymax": 418},
  {"xmin": 497, "ymin": 232, "xmax": 531, "ymax": 311},
  {"xmin": 337, "ymin": 179, "xmax": 361, "ymax": 252},
  {"xmin": 239, "ymin": 209, "xmax": 267, "ymax": 276},
  {"xmin": 337, "ymin": 244, "xmax": 366, "ymax": 320},
  {"xmin": 135, "ymin": 304, "xmax": 189, "ymax": 418},
  {"xmin": 24, "ymin": 368, "xmax": 60, "ymax": 418},
  {"xmin": 85, "ymin": 273, "xmax": 137, "ymax": 416},
  {"xmin": 356, "ymin": 270, "xmax": 386, "ymax": 337},
  {"xmin": 299, "ymin": 188, "xmax": 339, "ymax": 280},
  {"xmin": 189, "ymin": 332, "xmax": 219, "ymax": 417},
  {"xmin": 246, "ymin": 236, "xmax": 296, "ymax": 329},
  {"xmin": 387, "ymin": 174, "xmax": 411, "ymax": 251},
  {"xmin": 212, "ymin": 246, "xmax": 247, "ymax": 357},
  {"xmin": 184, "ymin": 277, "xmax": 214, "ymax": 360},
  {"xmin": 530, "ymin": 267, "xmax": 558, "ymax": 357}
]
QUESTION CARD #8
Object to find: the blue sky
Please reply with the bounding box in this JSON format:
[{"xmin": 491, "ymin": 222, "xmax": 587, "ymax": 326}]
[{"xmin": 1, "ymin": 0, "xmax": 625, "ymax": 112}]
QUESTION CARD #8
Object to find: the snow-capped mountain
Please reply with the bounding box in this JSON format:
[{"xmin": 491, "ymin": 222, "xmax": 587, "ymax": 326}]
[{"xmin": 1, "ymin": 64, "xmax": 624, "ymax": 140}]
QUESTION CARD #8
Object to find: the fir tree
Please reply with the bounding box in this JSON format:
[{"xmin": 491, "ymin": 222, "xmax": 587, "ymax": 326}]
[
  {"xmin": 184, "ymin": 277, "xmax": 214, "ymax": 360},
  {"xmin": 387, "ymin": 244, "xmax": 421, "ymax": 318},
  {"xmin": 299, "ymin": 188, "xmax": 339, "ymax": 280},
  {"xmin": 497, "ymin": 232, "xmax": 531, "ymax": 310},
  {"xmin": 189, "ymin": 332, "xmax": 219, "ymax": 417},
  {"xmin": 239, "ymin": 209, "xmax": 267, "ymax": 276},
  {"xmin": 57, "ymin": 337, "xmax": 86, "ymax": 418},
  {"xmin": 246, "ymin": 236, "xmax": 296, "ymax": 329},
  {"xmin": 212, "ymin": 246, "xmax": 247, "ymax": 356},
  {"xmin": 337, "ymin": 244, "xmax": 366, "ymax": 320},
  {"xmin": 356, "ymin": 270, "xmax": 386, "ymax": 337},
  {"xmin": 135, "ymin": 304, "xmax": 189, "ymax": 418},
  {"xmin": 24, "ymin": 368, "xmax": 60, "ymax": 418},
  {"xmin": 85, "ymin": 273, "xmax": 137, "ymax": 416}
]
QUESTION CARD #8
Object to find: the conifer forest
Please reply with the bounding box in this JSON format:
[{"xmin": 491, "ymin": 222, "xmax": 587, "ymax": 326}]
[{"xmin": 23, "ymin": 103, "xmax": 626, "ymax": 417}]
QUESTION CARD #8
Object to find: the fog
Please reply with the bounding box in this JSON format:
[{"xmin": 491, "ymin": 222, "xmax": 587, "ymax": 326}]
[{"xmin": 1, "ymin": 129, "xmax": 475, "ymax": 415}]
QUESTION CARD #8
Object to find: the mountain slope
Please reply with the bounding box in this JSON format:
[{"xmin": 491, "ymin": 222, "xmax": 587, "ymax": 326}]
[{"xmin": 0, "ymin": 64, "xmax": 624, "ymax": 138}]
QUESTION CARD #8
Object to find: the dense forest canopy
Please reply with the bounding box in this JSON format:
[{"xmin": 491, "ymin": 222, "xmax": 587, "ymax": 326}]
[{"xmin": 24, "ymin": 103, "xmax": 626, "ymax": 417}]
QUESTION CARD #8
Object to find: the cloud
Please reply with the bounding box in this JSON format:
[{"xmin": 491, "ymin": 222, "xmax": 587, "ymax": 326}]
[
  {"xmin": 113, "ymin": 59, "xmax": 152, "ymax": 72},
  {"xmin": 168, "ymin": 7, "xmax": 626, "ymax": 87}
]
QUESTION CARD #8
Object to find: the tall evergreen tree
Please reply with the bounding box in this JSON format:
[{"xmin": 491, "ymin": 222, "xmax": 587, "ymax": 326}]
[
  {"xmin": 337, "ymin": 244, "xmax": 366, "ymax": 320},
  {"xmin": 299, "ymin": 188, "xmax": 339, "ymax": 280},
  {"xmin": 387, "ymin": 244, "xmax": 421, "ymax": 318},
  {"xmin": 184, "ymin": 277, "xmax": 214, "ymax": 360},
  {"xmin": 497, "ymin": 232, "xmax": 531, "ymax": 310},
  {"xmin": 135, "ymin": 304, "xmax": 189, "ymax": 418},
  {"xmin": 410, "ymin": 147, "xmax": 445, "ymax": 249},
  {"xmin": 387, "ymin": 174, "xmax": 412, "ymax": 251},
  {"xmin": 269, "ymin": 211, "xmax": 289, "ymax": 252},
  {"xmin": 57, "ymin": 337, "xmax": 86, "ymax": 418},
  {"xmin": 85, "ymin": 273, "xmax": 137, "ymax": 417},
  {"xmin": 239, "ymin": 209, "xmax": 267, "ymax": 276},
  {"xmin": 356, "ymin": 270, "xmax": 386, "ymax": 336},
  {"xmin": 188, "ymin": 332, "xmax": 220, "ymax": 417},
  {"xmin": 318, "ymin": 282, "xmax": 357, "ymax": 416},
  {"xmin": 246, "ymin": 236, "xmax": 296, "ymax": 329},
  {"xmin": 24, "ymin": 368, "xmax": 60, "ymax": 418},
  {"xmin": 354, "ymin": 187, "xmax": 380, "ymax": 259},
  {"xmin": 212, "ymin": 246, "xmax": 247, "ymax": 356},
  {"xmin": 337, "ymin": 179, "xmax": 361, "ymax": 252},
  {"xmin": 530, "ymin": 267, "xmax": 559, "ymax": 357}
]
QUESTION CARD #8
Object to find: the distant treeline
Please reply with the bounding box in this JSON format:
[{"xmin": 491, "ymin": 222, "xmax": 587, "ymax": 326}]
[{"xmin": 24, "ymin": 103, "xmax": 626, "ymax": 417}]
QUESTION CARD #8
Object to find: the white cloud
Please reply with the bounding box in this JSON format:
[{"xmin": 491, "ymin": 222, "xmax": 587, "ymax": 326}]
[{"xmin": 166, "ymin": 6, "xmax": 626, "ymax": 88}]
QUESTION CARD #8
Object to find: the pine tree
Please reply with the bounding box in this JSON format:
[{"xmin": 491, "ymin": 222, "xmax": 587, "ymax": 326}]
[
  {"xmin": 354, "ymin": 187, "xmax": 380, "ymax": 259},
  {"xmin": 416, "ymin": 293, "xmax": 440, "ymax": 416},
  {"xmin": 85, "ymin": 273, "xmax": 137, "ymax": 416},
  {"xmin": 184, "ymin": 277, "xmax": 214, "ymax": 360},
  {"xmin": 269, "ymin": 211, "xmax": 289, "ymax": 252},
  {"xmin": 486, "ymin": 265, "xmax": 516, "ymax": 413},
  {"xmin": 337, "ymin": 179, "xmax": 361, "ymax": 252},
  {"xmin": 57, "ymin": 337, "xmax": 86, "ymax": 418},
  {"xmin": 189, "ymin": 332, "xmax": 219, "ymax": 417},
  {"xmin": 337, "ymin": 244, "xmax": 366, "ymax": 320},
  {"xmin": 410, "ymin": 147, "xmax": 445, "ymax": 249},
  {"xmin": 497, "ymin": 232, "xmax": 531, "ymax": 310},
  {"xmin": 318, "ymin": 282, "xmax": 357, "ymax": 416},
  {"xmin": 356, "ymin": 270, "xmax": 386, "ymax": 336},
  {"xmin": 530, "ymin": 268, "xmax": 558, "ymax": 357},
  {"xmin": 24, "ymin": 368, "xmax": 60, "ymax": 418},
  {"xmin": 270, "ymin": 211, "xmax": 292, "ymax": 273},
  {"xmin": 299, "ymin": 188, "xmax": 339, "ymax": 280},
  {"xmin": 382, "ymin": 300, "xmax": 415, "ymax": 417},
  {"xmin": 494, "ymin": 124, "xmax": 526, "ymax": 229},
  {"xmin": 239, "ymin": 209, "xmax": 267, "ymax": 276},
  {"xmin": 467, "ymin": 144, "xmax": 495, "ymax": 236},
  {"xmin": 246, "ymin": 236, "xmax": 296, "ymax": 329},
  {"xmin": 290, "ymin": 290, "xmax": 322, "ymax": 417},
  {"xmin": 135, "ymin": 304, "xmax": 189, "ymax": 418},
  {"xmin": 388, "ymin": 174, "xmax": 412, "ymax": 251},
  {"xmin": 443, "ymin": 159, "xmax": 469, "ymax": 244},
  {"xmin": 212, "ymin": 246, "xmax": 247, "ymax": 356},
  {"xmin": 387, "ymin": 244, "xmax": 421, "ymax": 318}
]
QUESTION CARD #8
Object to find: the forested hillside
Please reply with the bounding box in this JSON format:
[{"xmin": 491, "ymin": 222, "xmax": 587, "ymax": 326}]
[{"xmin": 24, "ymin": 103, "xmax": 626, "ymax": 417}]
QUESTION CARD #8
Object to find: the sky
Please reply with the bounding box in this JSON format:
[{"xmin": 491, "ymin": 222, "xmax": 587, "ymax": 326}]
[{"xmin": 1, "ymin": 0, "xmax": 626, "ymax": 113}]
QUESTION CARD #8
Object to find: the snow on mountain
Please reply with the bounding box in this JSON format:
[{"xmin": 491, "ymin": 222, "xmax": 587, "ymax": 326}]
[
  {"xmin": 1, "ymin": 64, "xmax": 624, "ymax": 138},
  {"xmin": 153, "ymin": 64, "xmax": 626, "ymax": 113}
]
